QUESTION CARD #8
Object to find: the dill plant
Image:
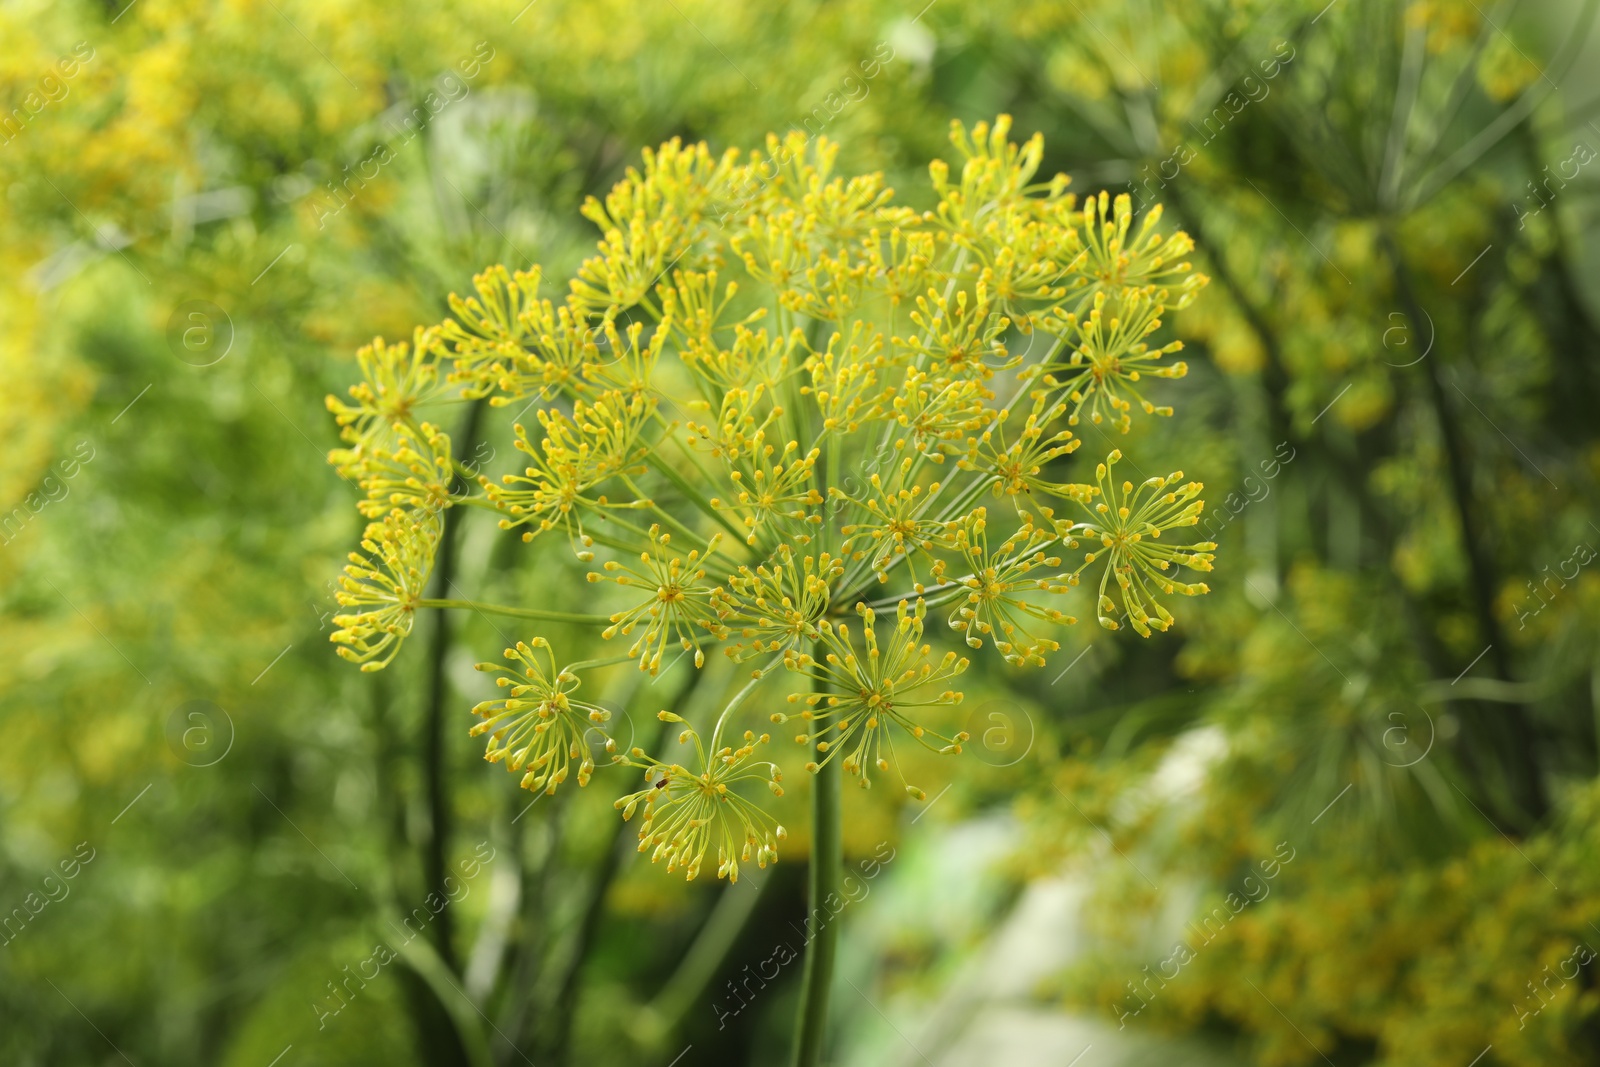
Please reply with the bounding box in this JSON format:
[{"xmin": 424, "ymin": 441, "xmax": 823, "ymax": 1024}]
[{"xmin": 325, "ymin": 115, "xmax": 1214, "ymax": 1061}]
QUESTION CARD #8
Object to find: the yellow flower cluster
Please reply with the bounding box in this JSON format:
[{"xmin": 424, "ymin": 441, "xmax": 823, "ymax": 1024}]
[
  {"xmin": 330, "ymin": 507, "xmax": 440, "ymax": 671},
  {"xmin": 470, "ymin": 637, "xmax": 613, "ymax": 795},
  {"xmin": 325, "ymin": 115, "xmax": 1217, "ymax": 879},
  {"xmin": 615, "ymin": 714, "xmax": 786, "ymax": 883}
]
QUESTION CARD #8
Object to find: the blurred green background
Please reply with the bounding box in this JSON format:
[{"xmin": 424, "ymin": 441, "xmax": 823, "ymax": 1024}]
[{"xmin": 4, "ymin": 0, "xmax": 1600, "ymax": 1064}]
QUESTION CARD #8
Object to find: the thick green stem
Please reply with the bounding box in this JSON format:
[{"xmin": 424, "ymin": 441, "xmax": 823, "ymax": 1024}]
[
  {"xmin": 419, "ymin": 398, "xmax": 486, "ymax": 978},
  {"xmin": 790, "ymin": 651, "xmax": 840, "ymax": 1067},
  {"xmin": 545, "ymin": 667, "xmax": 704, "ymax": 1064}
]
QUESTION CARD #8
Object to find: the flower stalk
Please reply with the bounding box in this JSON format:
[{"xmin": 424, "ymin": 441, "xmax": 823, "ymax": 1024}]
[
  {"xmin": 791, "ymin": 639, "xmax": 840, "ymax": 1067},
  {"xmin": 418, "ymin": 598, "xmax": 612, "ymax": 624}
]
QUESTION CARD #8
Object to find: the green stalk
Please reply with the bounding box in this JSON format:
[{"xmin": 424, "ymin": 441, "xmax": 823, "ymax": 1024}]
[
  {"xmin": 790, "ymin": 642, "xmax": 840, "ymax": 1067},
  {"xmin": 710, "ymin": 657, "xmax": 779, "ymax": 752},
  {"xmin": 645, "ymin": 450, "xmax": 746, "ymax": 543},
  {"xmin": 418, "ymin": 397, "xmax": 486, "ymax": 978},
  {"xmin": 545, "ymin": 666, "xmax": 706, "ymax": 1064},
  {"xmin": 418, "ymin": 598, "xmax": 611, "ymax": 624},
  {"xmin": 636, "ymin": 869, "xmax": 773, "ymax": 1047}
]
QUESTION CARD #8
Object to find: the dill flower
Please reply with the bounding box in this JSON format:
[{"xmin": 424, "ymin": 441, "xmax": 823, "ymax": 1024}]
[
  {"xmin": 806, "ymin": 323, "xmax": 892, "ymax": 431},
  {"xmin": 959, "ymin": 391, "xmax": 1081, "ymax": 497},
  {"xmin": 470, "ymin": 637, "xmax": 616, "ymax": 794},
  {"xmin": 615, "ymin": 715, "xmax": 786, "ymax": 883},
  {"xmin": 328, "ymin": 329, "xmax": 443, "ymax": 431},
  {"xmin": 677, "ymin": 317, "xmax": 796, "ymax": 395},
  {"xmin": 942, "ymin": 508, "xmax": 1076, "ymax": 666},
  {"xmin": 1033, "ymin": 287, "xmax": 1189, "ymax": 432},
  {"xmin": 452, "ymin": 299, "xmax": 599, "ymax": 404},
  {"xmin": 1060, "ymin": 450, "xmax": 1215, "ymax": 636},
  {"xmin": 331, "ymin": 507, "xmax": 441, "ymax": 671},
  {"xmin": 775, "ymin": 599, "xmax": 970, "ymax": 796},
  {"xmin": 891, "ymin": 369, "xmax": 988, "ymax": 457},
  {"xmin": 355, "ymin": 423, "xmax": 454, "ymax": 518},
  {"xmin": 709, "ymin": 434, "xmax": 823, "ymax": 547},
  {"xmin": 1077, "ymin": 195, "xmax": 1206, "ymax": 303},
  {"xmin": 713, "ymin": 546, "xmax": 840, "ymax": 660},
  {"xmin": 929, "ymin": 115, "xmax": 1059, "ymax": 237},
  {"xmin": 587, "ymin": 318, "xmax": 669, "ymax": 397},
  {"xmin": 483, "ymin": 391, "xmax": 653, "ymax": 544},
  {"xmin": 325, "ymin": 115, "xmax": 1218, "ymax": 889},
  {"xmin": 904, "ymin": 284, "xmax": 1018, "ymax": 381},
  {"xmin": 587, "ymin": 526, "xmax": 726, "ymax": 672},
  {"xmin": 444, "ymin": 265, "xmax": 545, "ymax": 351},
  {"xmin": 836, "ymin": 460, "xmax": 948, "ymax": 587}
]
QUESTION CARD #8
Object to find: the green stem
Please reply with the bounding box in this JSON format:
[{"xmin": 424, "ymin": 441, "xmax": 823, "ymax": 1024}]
[
  {"xmin": 790, "ymin": 642, "xmax": 840, "ymax": 1067},
  {"xmin": 565, "ymin": 653, "xmax": 639, "ymax": 672},
  {"xmin": 645, "ymin": 450, "xmax": 746, "ymax": 543},
  {"xmin": 418, "ymin": 598, "xmax": 611, "ymax": 624},
  {"xmin": 449, "ymin": 495, "xmax": 503, "ymax": 511},
  {"xmin": 636, "ymin": 869, "xmax": 773, "ymax": 1047},
  {"xmin": 545, "ymin": 666, "xmax": 706, "ymax": 1064},
  {"xmin": 709, "ymin": 655, "xmax": 781, "ymax": 752},
  {"xmin": 418, "ymin": 397, "xmax": 486, "ymax": 978}
]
